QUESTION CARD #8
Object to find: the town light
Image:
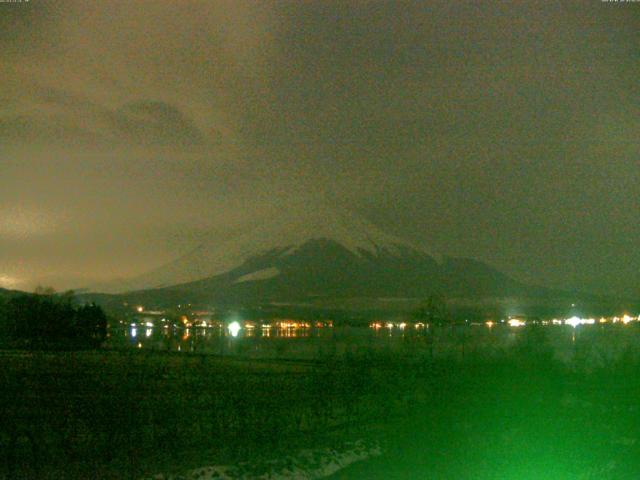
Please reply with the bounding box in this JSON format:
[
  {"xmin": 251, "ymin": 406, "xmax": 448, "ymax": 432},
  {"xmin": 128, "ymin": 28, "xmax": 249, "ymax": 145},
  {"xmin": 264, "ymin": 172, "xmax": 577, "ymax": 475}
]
[
  {"xmin": 565, "ymin": 316, "xmax": 581, "ymax": 328},
  {"xmin": 228, "ymin": 321, "xmax": 241, "ymax": 337}
]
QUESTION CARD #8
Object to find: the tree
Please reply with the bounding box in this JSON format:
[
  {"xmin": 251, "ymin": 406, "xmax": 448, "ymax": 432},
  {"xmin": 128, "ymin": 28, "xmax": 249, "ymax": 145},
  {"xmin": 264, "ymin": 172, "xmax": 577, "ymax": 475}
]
[
  {"xmin": 74, "ymin": 303, "xmax": 108, "ymax": 347},
  {"xmin": 0, "ymin": 295, "xmax": 8, "ymax": 342},
  {"xmin": 4, "ymin": 289, "xmax": 108, "ymax": 349},
  {"xmin": 413, "ymin": 294, "xmax": 449, "ymax": 326}
]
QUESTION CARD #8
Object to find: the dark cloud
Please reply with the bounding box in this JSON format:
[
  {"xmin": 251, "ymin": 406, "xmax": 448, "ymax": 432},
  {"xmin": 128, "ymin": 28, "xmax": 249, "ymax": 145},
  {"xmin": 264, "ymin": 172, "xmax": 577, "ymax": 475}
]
[
  {"xmin": 0, "ymin": 0, "xmax": 638, "ymax": 295},
  {"xmin": 0, "ymin": 88, "xmax": 205, "ymax": 147},
  {"xmin": 112, "ymin": 100, "xmax": 206, "ymax": 146}
]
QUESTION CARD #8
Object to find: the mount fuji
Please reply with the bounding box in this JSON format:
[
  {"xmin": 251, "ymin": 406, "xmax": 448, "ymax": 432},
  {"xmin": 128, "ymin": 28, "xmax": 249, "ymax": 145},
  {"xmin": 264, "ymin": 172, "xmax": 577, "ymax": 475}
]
[{"xmin": 91, "ymin": 206, "xmax": 543, "ymax": 307}]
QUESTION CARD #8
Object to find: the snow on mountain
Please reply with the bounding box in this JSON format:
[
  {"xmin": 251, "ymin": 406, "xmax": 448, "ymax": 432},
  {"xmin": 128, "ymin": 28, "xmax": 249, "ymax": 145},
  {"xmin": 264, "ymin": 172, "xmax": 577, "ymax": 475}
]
[
  {"xmin": 96, "ymin": 206, "xmax": 433, "ymax": 293},
  {"xmin": 234, "ymin": 267, "xmax": 280, "ymax": 284}
]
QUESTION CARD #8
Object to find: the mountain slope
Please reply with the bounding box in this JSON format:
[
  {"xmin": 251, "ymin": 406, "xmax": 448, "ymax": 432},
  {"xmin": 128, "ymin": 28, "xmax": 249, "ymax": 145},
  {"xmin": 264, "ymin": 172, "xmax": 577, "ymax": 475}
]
[
  {"xmin": 90, "ymin": 206, "xmax": 560, "ymax": 308},
  {"xmin": 110, "ymin": 238, "xmax": 546, "ymax": 310},
  {"xmin": 99, "ymin": 207, "xmax": 435, "ymax": 293}
]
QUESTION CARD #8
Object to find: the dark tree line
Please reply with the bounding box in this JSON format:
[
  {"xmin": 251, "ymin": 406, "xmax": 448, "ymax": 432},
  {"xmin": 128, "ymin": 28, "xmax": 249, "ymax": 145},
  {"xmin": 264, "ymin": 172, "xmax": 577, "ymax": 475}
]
[
  {"xmin": 0, "ymin": 289, "xmax": 107, "ymax": 349},
  {"xmin": 413, "ymin": 294, "xmax": 450, "ymax": 325}
]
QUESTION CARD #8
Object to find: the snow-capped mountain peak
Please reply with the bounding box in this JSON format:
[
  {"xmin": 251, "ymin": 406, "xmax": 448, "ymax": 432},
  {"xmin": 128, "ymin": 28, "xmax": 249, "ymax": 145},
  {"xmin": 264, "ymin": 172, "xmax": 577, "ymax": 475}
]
[{"xmin": 97, "ymin": 206, "xmax": 433, "ymax": 293}]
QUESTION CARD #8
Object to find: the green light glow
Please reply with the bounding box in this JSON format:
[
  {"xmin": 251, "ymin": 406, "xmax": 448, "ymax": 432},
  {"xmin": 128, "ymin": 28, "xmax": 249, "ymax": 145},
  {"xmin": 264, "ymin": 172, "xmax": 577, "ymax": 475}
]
[{"xmin": 228, "ymin": 321, "xmax": 241, "ymax": 337}]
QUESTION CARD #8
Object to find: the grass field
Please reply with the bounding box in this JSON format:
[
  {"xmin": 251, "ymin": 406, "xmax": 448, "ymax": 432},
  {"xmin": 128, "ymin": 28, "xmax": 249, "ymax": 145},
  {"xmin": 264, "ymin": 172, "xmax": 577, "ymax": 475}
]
[
  {"xmin": 0, "ymin": 348, "xmax": 413, "ymax": 479},
  {"xmin": 329, "ymin": 354, "xmax": 640, "ymax": 479},
  {"xmin": 1, "ymin": 332, "xmax": 640, "ymax": 479}
]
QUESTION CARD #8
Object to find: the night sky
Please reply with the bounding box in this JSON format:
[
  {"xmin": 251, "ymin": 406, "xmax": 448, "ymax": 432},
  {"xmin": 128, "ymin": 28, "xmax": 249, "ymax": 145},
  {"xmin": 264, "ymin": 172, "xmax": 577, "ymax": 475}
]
[{"xmin": 1, "ymin": 1, "xmax": 638, "ymax": 296}]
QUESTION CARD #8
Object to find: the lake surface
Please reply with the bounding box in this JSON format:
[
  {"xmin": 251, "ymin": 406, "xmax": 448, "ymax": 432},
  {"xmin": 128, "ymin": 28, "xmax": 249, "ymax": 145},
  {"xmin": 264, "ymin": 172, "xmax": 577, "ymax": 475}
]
[{"xmin": 105, "ymin": 321, "xmax": 640, "ymax": 365}]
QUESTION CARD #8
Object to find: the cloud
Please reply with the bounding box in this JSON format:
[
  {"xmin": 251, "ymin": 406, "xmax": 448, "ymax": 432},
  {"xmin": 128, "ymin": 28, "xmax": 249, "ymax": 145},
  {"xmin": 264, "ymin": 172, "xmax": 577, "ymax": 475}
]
[
  {"xmin": 0, "ymin": 206, "xmax": 62, "ymax": 239},
  {"xmin": 111, "ymin": 100, "xmax": 205, "ymax": 146},
  {"xmin": 0, "ymin": 0, "xmax": 638, "ymax": 295},
  {"xmin": 0, "ymin": 96, "xmax": 206, "ymax": 147}
]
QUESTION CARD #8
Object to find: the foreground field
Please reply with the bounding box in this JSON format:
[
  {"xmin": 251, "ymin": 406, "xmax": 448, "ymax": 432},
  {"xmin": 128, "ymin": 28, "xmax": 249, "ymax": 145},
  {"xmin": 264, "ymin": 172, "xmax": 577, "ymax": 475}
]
[
  {"xmin": 329, "ymin": 353, "xmax": 640, "ymax": 479},
  {"xmin": 0, "ymin": 348, "xmax": 411, "ymax": 479},
  {"xmin": 1, "ymin": 330, "xmax": 640, "ymax": 479}
]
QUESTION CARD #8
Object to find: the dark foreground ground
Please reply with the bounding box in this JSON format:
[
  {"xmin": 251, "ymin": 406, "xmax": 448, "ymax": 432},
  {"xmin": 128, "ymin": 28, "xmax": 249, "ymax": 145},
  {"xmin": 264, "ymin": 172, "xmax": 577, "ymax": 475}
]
[
  {"xmin": 2, "ymin": 331, "xmax": 640, "ymax": 479},
  {"xmin": 330, "ymin": 362, "xmax": 640, "ymax": 479}
]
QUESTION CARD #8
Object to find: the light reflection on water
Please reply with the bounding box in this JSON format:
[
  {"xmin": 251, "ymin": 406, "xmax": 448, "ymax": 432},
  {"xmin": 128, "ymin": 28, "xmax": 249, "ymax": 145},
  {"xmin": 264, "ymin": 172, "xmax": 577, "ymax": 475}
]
[
  {"xmin": 107, "ymin": 323, "xmax": 339, "ymax": 354},
  {"xmin": 106, "ymin": 322, "xmax": 640, "ymax": 363}
]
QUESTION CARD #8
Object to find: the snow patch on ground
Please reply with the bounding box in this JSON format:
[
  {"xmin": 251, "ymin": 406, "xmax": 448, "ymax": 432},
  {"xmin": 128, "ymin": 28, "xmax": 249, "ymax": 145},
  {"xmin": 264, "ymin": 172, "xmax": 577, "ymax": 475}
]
[
  {"xmin": 143, "ymin": 440, "xmax": 381, "ymax": 480},
  {"xmin": 234, "ymin": 267, "xmax": 280, "ymax": 283}
]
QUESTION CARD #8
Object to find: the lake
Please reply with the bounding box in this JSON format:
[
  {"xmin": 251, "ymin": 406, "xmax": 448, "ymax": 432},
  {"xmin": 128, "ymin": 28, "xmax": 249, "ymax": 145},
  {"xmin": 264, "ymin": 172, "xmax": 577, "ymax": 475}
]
[{"xmin": 105, "ymin": 321, "xmax": 640, "ymax": 366}]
